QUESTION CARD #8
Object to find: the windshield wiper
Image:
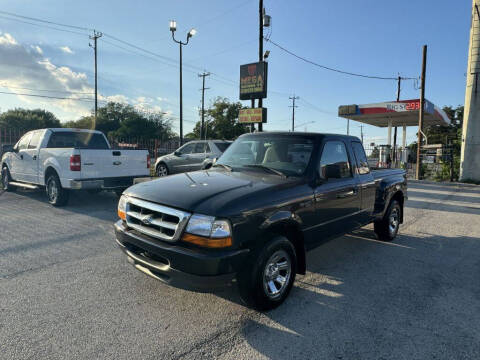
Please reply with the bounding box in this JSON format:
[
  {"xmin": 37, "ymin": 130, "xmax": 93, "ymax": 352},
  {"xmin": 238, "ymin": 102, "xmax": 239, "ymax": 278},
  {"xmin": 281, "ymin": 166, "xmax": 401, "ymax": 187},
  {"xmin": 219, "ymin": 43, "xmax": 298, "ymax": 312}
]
[
  {"xmin": 212, "ymin": 163, "xmax": 232, "ymax": 172},
  {"xmin": 244, "ymin": 164, "xmax": 287, "ymax": 178}
]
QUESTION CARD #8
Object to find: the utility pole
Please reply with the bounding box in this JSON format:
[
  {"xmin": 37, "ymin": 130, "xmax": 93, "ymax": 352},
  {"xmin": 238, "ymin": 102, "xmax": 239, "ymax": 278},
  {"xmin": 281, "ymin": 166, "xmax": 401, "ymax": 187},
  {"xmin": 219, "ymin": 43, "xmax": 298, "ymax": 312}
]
[
  {"xmin": 89, "ymin": 30, "xmax": 102, "ymax": 121},
  {"xmin": 460, "ymin": 0, "xmax": 480, "ymax": 181},
  {"xmin": 392, "ymin": 76, "xmax": 401, "ymax": 165},
  {"xmin": 198, "ymin": 72, "xmax": 210, "ymax": 139},
  {"xmin": 360, "ymin": 125, "xmax": 364, "ymax": 144},
  {"xmin": 416, "ymin": 45, "xmax": 427, "ymax": 180},
  {"xmin": 258, "ymin": 0, "xmax": 264, "ymax": 132},
  {"xmin": 289, "ymin": 95, "xmax": 299, "ymax": 132}
]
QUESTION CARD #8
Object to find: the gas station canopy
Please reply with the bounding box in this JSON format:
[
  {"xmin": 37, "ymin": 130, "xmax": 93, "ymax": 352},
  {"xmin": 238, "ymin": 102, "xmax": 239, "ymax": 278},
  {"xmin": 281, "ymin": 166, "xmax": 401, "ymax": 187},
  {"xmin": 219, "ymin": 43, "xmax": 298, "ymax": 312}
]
[{"xmin": 338, "ymin": 99, "xmax": 450, "ymax": 127}]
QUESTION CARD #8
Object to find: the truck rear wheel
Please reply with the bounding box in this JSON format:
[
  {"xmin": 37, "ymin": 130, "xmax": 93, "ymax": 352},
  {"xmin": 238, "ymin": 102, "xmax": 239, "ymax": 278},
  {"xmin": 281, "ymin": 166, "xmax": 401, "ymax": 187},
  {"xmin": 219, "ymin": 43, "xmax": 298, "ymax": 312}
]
[
  {"xmin": 1, "ymin": 166, "xmax": 16, "ymax": 192},
  {"xmin": 374, "ymin": 200, "xmax": 401, "ymax": 241},
  {"xmin": 46, "ymin": 173, "xmax": 69, "ymax": 206},
  {"xmin": 238, "ymin": 236, "xmax": 297, "ymax": 311}
]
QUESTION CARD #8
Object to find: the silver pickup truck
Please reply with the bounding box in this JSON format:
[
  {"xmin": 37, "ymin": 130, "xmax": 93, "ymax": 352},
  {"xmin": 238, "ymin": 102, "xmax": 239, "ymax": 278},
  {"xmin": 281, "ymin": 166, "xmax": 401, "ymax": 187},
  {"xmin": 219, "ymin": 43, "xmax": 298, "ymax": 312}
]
[{"xmin": 1, "ymin": 128, "xmax": 150, "ymax": 206}]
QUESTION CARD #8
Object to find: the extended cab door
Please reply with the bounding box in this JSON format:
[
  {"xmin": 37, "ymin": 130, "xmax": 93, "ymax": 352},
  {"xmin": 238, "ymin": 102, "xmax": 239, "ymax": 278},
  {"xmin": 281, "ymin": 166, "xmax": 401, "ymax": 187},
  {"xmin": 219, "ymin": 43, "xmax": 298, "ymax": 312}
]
[
  {"xmin": 9, "ymin": 132, "xmax": 33, "ymax": 182},
  {"xmin": 351, "ymin": 141, "xmax": 376, "ymax": 224},
  {"xmin": 22, "ymin": 130, "xmax": 44, "ymax": 184},
  {"xmin": 308, "ymin": 140, "xmax": 360, "ymax": 248}
]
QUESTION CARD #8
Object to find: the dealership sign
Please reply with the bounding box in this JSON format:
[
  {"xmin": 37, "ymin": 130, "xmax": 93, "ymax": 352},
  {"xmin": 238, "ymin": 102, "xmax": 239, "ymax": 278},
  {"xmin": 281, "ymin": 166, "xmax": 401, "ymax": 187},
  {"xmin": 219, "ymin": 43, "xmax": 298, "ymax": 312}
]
[
  {"xmin": 238, "ymin": 108, "xmax": 267, "ymax": 123},
  {"xmin": 239, "ymin": 62, "xmax": 268, "ymax": 100}
]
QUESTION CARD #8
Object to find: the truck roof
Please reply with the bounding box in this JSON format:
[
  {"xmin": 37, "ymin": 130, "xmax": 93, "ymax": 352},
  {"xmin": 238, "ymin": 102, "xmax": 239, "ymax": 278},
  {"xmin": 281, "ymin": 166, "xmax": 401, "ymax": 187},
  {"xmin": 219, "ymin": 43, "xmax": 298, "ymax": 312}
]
[
  {"xmin": 45, "ymin": 128, "xmax": 104, "ymax": 134},
  {"xmin": 239, "ymin": 131, "xmax": 361, "ymax": 141}
]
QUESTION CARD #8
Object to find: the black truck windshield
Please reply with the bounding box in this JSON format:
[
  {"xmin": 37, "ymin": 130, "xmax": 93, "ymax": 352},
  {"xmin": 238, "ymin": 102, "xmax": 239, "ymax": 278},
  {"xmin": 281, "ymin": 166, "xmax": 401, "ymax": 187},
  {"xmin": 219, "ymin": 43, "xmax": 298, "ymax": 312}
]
[
  {"xmin": 217, "ymin": 135, "xmax": 314, "ymax": 176},
  {"xmin": 46, "ymin": 132, "xmax": 110, "ymax": 149}
]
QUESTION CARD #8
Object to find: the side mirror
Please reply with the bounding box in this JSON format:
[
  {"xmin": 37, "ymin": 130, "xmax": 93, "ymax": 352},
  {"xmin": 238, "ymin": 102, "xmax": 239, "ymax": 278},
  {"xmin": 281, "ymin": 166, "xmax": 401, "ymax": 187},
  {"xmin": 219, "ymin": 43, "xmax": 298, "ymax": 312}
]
[
  {"xmin": 323, "ymin": 164, "xmax": 342, "ymax": 180},
  {"xmin": 174, "ymin": 150, "xmax": 181, "ymax": 156},
  {"xmin": 2, "ymin": 144, "xmax": 14, "ymax": 154}
]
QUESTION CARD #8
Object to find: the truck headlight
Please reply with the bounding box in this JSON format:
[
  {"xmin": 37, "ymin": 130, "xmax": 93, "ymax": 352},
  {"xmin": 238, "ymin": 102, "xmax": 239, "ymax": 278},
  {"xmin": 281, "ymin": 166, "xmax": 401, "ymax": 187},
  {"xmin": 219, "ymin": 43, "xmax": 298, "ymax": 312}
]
[
  {"xmin": 118, "ymin": 195, "xmax": 128, "ymax": 221},
  {"xmin": 183, "ymin": 214, "xmax": 232, "ymax": 248}
]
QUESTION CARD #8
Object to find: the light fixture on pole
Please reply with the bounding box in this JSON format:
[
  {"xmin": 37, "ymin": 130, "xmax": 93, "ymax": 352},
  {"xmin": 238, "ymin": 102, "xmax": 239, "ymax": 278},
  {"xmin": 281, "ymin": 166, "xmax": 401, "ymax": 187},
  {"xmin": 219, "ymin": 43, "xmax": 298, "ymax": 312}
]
[{"xmin": 170, "ymin": 20, "xmax": 196, "ymax": 145}]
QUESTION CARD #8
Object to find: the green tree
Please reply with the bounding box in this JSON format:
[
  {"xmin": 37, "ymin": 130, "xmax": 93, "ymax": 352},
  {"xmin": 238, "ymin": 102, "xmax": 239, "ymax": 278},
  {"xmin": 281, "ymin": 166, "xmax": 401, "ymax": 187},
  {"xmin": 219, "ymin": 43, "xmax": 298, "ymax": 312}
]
[
  {"xmin": 187, "ymin": 97, "xmax": 249, "ymax": 140},
  {"xmin": 0, "ymin": 108, "xmax": 61, "ymax": 130},
  {"xmin": 64, "ymin": 102, "xmax": 175, "ymax": 140}
]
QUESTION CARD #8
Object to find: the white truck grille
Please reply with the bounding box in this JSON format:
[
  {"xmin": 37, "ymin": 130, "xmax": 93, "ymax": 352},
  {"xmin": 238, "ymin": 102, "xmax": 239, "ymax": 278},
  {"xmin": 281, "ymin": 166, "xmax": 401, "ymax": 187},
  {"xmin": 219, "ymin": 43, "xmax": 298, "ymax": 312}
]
[{"xmin": 125, "ymin": 197, "xmax": 191, "ymax": 242}]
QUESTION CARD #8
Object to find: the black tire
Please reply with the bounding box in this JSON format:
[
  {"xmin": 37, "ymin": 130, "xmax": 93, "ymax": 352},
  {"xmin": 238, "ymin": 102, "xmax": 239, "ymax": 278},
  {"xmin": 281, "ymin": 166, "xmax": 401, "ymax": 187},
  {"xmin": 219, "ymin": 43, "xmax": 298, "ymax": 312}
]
[
  {"xmin": 1, "ymin": 166, "xmax": 16, "ymax": 192},
  {"xmin": 374, "ymin": 200, "xmax": 401, "ymax": 241},
  {"xmin": 156, "ymin": 163, "xmax": 169, "ymax": 177},
  {"xmin": 46, "ymin": 173, "xmax": 69, "ymax": 206},
  {"xmin": 238, "ymin": 236, "xmax": 297, "ymax": 311}
]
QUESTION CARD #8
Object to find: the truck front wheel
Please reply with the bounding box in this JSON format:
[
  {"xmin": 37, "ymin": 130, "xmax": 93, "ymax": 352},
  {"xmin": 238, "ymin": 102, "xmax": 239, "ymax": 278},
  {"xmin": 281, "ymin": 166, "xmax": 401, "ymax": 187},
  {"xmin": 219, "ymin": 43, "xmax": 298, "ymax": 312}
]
[
  {"xmin": 238, "ymin": 236, "xmax": 297, "ymax": 311},
  {"xmin": 1, "ymin": 166, "xmax": 16, "ymax": 192},
  {"xmin": 46, "ymin": 173, "xmax": 69, "ymax": 206},
  {"xmin": 374, "ymin": 200, "xmax": 401, "ymax": 241}
]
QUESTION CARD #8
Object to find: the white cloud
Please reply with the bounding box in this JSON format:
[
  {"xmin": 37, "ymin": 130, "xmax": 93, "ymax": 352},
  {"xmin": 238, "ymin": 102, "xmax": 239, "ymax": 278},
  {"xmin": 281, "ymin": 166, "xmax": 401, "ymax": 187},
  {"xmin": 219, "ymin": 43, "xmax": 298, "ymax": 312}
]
[
  {"xmin": 60, "ymin": 46, "xmax": 74, "ymax": 54},
  {"xmin": 100, "ymin": 94, "xmax": 129, "ymax": 103},
  {"xmin": 0, "ymin": 33, "xmax": 17, "ymax": 45},
  {"xmin": 30, "ymin": 45, "xmax": 43, "ymax": 55},
  {"xmin": 0, "ymin": 32, "xmax": 93, "ymax": 119}
]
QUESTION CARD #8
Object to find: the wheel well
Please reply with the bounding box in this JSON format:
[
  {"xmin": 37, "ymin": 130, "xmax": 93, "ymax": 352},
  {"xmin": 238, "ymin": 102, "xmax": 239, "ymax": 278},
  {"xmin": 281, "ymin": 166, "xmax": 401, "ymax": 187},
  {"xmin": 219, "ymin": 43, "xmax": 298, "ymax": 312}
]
[
  {"xmin": 44, "ymin": 167, "xmax": 58, "ymax": 184},
  {"xmin": 390, "ymin": 191, "xmax": 405, "ymax": 223},
  {"xmin": 265, "ymin": 222, "xmax": 306, "ymax": 275},
  {"xmin": 157, "ymin": 161, "xmax": 168, "ymax": 171}
]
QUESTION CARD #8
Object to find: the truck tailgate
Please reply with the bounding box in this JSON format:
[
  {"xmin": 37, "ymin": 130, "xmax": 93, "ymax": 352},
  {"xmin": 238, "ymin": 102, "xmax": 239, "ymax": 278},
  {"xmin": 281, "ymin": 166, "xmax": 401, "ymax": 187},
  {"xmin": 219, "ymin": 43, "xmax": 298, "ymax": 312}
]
[{"xmin": 79, "ymin": 149, "xmax": 149, "ymax": 179}]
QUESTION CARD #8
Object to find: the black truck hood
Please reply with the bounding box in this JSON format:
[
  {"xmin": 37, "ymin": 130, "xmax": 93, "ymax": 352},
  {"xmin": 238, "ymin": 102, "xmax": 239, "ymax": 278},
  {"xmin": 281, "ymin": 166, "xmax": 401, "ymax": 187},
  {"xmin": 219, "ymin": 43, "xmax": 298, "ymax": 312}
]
[{"xmin": 124, "ymin": 169, "xmax": 296, "ymax": 216}]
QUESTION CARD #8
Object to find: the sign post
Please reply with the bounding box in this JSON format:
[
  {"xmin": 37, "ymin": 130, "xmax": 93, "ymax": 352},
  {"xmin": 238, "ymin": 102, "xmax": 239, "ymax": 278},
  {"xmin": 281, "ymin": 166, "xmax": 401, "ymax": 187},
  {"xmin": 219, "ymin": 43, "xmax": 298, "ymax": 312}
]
[
  {"xmin": 239, "ymin": 61, "xmax": 268, "ymax": 131},
  {"xmin": 239, "ymin": 108, "xmax": 267, "ymax": 124}
]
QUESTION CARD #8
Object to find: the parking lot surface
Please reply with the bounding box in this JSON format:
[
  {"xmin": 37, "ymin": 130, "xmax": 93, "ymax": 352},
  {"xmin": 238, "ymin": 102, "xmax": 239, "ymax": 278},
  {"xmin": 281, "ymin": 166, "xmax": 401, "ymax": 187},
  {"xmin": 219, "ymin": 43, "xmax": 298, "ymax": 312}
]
[{"xmin": 1, "ymin": 180, "xmax": 479, "ymax": 359}]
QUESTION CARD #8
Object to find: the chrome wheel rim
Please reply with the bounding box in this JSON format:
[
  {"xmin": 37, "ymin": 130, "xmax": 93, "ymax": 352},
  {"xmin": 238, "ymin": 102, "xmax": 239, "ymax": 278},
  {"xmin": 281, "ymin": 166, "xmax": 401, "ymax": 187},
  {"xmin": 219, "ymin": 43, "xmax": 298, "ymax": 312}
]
[
  {"xmin": 157, "ymin": 165, "xmax": 168, "ymax": 177},
  {"xmin": 262, "ymin": 250, "xmax": 292, "ymax": 300},
  {"xmin": 48, "ymin": 179, "xmax": 58, "ymax": 202},
  {"xmin": 389, "ymin": 207, "xmax": 399, "ymax": 234}
]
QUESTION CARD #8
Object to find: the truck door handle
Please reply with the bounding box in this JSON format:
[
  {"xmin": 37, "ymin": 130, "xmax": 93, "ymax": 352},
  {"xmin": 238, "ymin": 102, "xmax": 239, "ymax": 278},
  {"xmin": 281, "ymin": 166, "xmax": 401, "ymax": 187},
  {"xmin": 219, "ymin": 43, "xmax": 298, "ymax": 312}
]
[
  {"xmin": 20, "ymin": 154, "xmax": 23, "ymax": 160},
  {"xmin": 337, "ymin": 189, "xmax": 357, "ymax": 198}
]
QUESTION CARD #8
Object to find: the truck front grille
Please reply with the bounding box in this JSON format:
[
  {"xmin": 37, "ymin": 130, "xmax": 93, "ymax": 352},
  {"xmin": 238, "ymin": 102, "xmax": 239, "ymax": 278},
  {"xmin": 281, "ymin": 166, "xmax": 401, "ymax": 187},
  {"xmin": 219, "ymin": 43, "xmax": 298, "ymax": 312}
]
[{"xmin": 125, "ymin": 197, "xmax": 191, "ymax": 242}]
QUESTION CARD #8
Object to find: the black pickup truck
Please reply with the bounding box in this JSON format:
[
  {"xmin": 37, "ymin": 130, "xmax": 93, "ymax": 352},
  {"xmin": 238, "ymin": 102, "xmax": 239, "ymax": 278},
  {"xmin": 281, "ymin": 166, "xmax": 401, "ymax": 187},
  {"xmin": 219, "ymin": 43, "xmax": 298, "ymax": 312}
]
[{"xmin": 115, "ymin": 132, "xmax": 407, "ymax": 310}]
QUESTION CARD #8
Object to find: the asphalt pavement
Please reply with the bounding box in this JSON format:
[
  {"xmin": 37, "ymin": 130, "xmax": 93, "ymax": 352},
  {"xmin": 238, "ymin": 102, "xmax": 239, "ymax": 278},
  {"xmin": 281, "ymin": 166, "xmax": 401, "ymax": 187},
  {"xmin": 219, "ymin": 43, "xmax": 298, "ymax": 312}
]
[{"xmin": 1, "ymin": 180, "xmax": 479, "ymax": 359}]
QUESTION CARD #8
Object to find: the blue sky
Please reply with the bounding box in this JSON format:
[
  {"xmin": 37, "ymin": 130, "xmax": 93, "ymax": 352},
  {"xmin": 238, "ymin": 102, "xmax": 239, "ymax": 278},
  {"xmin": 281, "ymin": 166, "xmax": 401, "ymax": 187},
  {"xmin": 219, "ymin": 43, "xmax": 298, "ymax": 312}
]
[{"xmin": 0, "ymin": 0, "xmax": 471, "ymax": 145}]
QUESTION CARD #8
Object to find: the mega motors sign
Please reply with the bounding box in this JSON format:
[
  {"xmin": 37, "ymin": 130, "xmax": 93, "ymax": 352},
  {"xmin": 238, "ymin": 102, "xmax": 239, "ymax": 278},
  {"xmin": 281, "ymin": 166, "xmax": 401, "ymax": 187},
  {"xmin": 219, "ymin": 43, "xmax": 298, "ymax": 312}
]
[
  {"xmin": 239, "ymin": 62, "xmax": 268, "ymax": 100},
  {"xmin": 238, "ymin": 108, "xmax": 267, "ymax": 123}
]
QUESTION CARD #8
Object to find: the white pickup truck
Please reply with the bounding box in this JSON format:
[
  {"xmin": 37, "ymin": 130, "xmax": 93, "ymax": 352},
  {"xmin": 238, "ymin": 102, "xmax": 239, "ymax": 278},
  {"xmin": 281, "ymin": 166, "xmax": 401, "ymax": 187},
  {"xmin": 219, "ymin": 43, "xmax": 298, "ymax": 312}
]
[{"xmin": 1, "ymin": 128, "xmax": 150, "ymax": 206}]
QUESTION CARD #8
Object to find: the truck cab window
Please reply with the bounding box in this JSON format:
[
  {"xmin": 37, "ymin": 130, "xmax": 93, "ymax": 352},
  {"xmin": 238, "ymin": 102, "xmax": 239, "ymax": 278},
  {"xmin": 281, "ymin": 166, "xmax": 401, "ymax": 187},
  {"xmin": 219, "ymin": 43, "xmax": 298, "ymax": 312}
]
[
  {"xmin": 28, "ymin": 131, "xmax": 42, "ymax": 149},
  {"xmin": 352, "ymin": 141, "xmax": 370, "ymax": 175},
  {"xmin": 16, "ymin": 133, "xmax": 33, "ymax": 151},
  {"xmin": 319, "ymin": 141, "xmax": 352, "ymax": 180},
  {"xmin": 47, "ymin": 132, "xmax": 109, "ymax": 149}
]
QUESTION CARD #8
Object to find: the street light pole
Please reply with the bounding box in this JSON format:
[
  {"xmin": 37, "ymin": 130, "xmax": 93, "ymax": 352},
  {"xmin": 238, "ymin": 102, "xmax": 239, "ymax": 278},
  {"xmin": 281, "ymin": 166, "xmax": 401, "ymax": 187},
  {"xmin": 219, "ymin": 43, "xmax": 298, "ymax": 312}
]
[{"xmin": 170, "ymin": 20, "xmax": 196, "ymax": 146}]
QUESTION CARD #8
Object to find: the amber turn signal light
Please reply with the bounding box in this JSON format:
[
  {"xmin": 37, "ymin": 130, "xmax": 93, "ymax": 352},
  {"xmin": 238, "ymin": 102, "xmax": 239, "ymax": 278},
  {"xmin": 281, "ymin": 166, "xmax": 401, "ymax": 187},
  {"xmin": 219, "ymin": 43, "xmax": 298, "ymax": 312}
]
[
  {"xmin": 182, "ymin": 233, "xmax": 232, "ymax": 248},
  {"xmin": 118, "ymin": 209, "xmax": 126, "ymax": 221}
]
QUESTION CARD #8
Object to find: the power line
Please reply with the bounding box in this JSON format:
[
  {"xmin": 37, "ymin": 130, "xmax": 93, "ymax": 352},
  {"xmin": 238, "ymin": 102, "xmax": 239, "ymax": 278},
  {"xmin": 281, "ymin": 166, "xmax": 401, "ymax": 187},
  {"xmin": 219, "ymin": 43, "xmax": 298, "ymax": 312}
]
[
  {"xmin": 0, "ymin": 14, "xmax": 88, "ymax": 36},
  {"xmin": 0, "ymin": 83, "xmax": 93, "ymax": 95},
  {"xmin": 0, "ymin": 10, "xmax": 92, "ymax": 32},
  {"xmin": 264, "ymin": 37, "xmax": 417, "ymax": 81},
  {"xmin": 0, "ymin": 90, "xmax": 97, "ymax": 102}
]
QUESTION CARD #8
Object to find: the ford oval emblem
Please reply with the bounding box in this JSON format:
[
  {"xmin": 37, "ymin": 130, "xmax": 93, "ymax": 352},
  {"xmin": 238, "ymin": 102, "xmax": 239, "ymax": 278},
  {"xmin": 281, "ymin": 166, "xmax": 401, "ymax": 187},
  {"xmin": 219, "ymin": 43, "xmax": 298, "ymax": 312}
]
[{"xmin": 141, "ymin": 215, "xmax": 153, "ymax": 225}]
